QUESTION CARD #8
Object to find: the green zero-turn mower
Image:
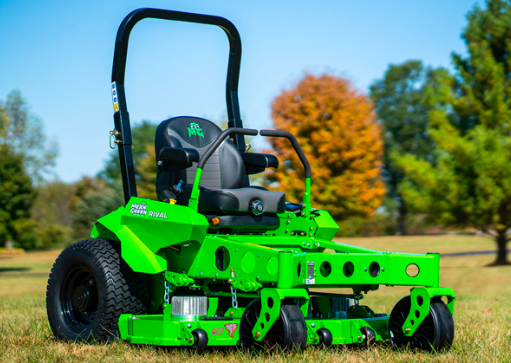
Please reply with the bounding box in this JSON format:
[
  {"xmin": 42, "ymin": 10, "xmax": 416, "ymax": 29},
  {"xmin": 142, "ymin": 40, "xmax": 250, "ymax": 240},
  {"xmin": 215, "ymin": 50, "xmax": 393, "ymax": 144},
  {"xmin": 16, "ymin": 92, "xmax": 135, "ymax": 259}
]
[{"xmin": 46, "ymin": 8, "xmax": 455, "ymax": 352}]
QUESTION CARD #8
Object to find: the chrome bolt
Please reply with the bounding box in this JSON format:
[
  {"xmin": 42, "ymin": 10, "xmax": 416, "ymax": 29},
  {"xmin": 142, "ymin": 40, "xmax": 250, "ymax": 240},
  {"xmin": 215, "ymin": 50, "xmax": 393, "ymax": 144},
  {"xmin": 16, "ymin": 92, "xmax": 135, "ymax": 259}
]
[
  {"xmin": 311, "ymin": 323, "xmax": 315, "ymax": 328},
  {"xmin": 187, "ymin": 324, "xmax": 192, "ymax": 328},
  {"xmin": 302, "ymin": 242, "xmax": 306, "ymax": 246},
  {"xmin": 256, "ymin": 275, "xmax": 259, "ymax": 279},
  {"xmin": 314, "ymin": 337, "xmax": 318, "ymax": 342},
  {"xmin": 405, "ymin": 327, "xmax": 410, "ymax": 333},
  {"xmin": 287, "ymin": 220, "xmax": 290, "ymax": 225},
  {"xmin": 230, "ymin": 311, "xmax": 234, "ymax": 316},
  {"xmin": 382, "ymin": 267, "xmax": 385, "ymax": 271},
  {"xmin": 309, "ymin": 227, "xmax": 313, "ymax": 230},
  {"xmin": 189, "ymin": 337, "xmax": 193, "ymax": 342},
  {"xmin": 357, "ymin": 335, "xmax": 361, "ymax": 340},
  {"xmin": 364, "ymin": 267, "xmax": 368, "ymax": 272},
  {"xmin": 200, "ymin": 272, "xmax": 203, "ymax": 275},
  {"xmin": 215, "ymin": 273, "xmax": 218, "ymax": 277},
  {"xmin": 285, "ymin": 229, "xmax": 289, "ymax": 233},
  {"xmin": 307, "ymin": 243, "xmax": 310, "ymax": 247}
]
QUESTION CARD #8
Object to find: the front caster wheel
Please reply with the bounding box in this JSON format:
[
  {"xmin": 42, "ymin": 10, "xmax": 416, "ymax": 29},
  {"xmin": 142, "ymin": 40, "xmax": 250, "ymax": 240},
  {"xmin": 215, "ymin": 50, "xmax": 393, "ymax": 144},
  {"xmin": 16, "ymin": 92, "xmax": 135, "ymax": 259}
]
[
  {"xmin": 239, "ymin": 299, "xmax": 307, "ymax": 351},
  {"xmin": 191, "ymin": 329, "xmax": 208, "ymax": 350},
  {"xmin": 316, "ymin": 328, "xmax": 333, "ymax": 347},
  {"xmin": 389, "ymin": 296, "xmax": 454, "ymax": 352},
  {"xmin": 46, "ymin": 239, "xmax": 150, "ymax": 342},
  {"xmin": 359, "ymin": 326, "xmax": 376, "ymax": 348}
]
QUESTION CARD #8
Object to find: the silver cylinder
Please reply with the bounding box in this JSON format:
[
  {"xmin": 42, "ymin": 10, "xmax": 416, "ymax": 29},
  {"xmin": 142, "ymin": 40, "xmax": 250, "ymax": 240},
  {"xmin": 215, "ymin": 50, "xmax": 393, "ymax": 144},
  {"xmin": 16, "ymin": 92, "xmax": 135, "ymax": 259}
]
[{"xmin": 171, "ymin": 296, "xmax": 208, "ymax": 321}]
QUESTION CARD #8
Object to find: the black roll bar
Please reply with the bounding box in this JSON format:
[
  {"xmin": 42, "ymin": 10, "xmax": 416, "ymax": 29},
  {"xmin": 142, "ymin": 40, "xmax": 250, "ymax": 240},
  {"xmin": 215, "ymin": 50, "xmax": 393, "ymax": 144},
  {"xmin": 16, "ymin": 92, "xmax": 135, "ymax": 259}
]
[{"xmin": 111, "ymin": 8, "xmax": 245, "ymax": 205}]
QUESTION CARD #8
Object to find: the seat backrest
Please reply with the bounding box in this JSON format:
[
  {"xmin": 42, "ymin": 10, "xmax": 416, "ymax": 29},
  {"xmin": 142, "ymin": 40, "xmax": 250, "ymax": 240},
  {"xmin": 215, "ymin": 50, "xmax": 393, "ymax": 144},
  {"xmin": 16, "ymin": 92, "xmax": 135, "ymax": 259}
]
[{"xmin": 155, "ymin": 116, "xmax": 245, "ymax": 200}]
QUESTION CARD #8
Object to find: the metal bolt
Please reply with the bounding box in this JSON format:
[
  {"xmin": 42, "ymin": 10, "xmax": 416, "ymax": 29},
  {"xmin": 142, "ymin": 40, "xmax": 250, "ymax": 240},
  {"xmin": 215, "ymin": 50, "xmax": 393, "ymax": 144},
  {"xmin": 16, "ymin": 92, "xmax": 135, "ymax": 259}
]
[
  {"xmin": 236, "ymin": 274, "xmax": 238, "ymax": 277},
  {"xmin": 307, "ymin": 243, "xmax": 310, "ymax": 247},
  {"xmin": 311, "ymin": 323, "xmax": 315, "ymax": 328},
  {"xmin": 364, "ymin": 267, "xmax": 368, "ymax": 272},
  {"xmin": 285, "ymin": 229, "xmax": 289, "ymax": 233},
  {"xmin": 255, "ymin": 331, "xmax": 261, "ymax": 338},
  {"xmin": 302, "ymin": 242, "xmax": 306, "ymax": 246},
  {"xmin": 287, "ymin": 220, "xmax": 290, "ymax": 225},
  {"xmin": 405, "ymin": 327, "xmax": 410, "ymax": 333},
  {"xmin": 187, "ymin": 324, "xmax": 192, "ymax": 328},
  {"xmin": 309, "ymin": 227, "xmax": 313, "ymax": 230},
  {"xmin": 301, "ymin": 212, "xmax": 305, "ymax": 216},
  {"xmin": 257, "ymin": 254, "xmax": 260, "ymax": 257},
  {"xmin": 382, "ymin": 267, "xmax": 385, "ymax": 272},
  {"xmin": 235, "ymin": 249, "xmax": 237, "ymax": 252},
  {"xmin": 163, "ymin": 304, "xmax": 167, "ymax": 309},
  {"xmin": 288, "ymin": 214, "xmax": 290, "ymax": 218},
  {"xmin": 314, "ymin": 337, "xmax": 318, "ymax": 342},
  {"xmin": 215, "ymin": 273, "xmax": 218, "ymax": 277},
  {"xmin": 189, "ymin": 337, "xmax": 193, "ymax": 342},
  {"xmin": 256, "ymin": 276, "xmax": 259, "ymax": 279},
  {"xmin": 230, "ymin": 311, "xmax": 234, "ymax": 316},
  {"xmin": 200, "ymin": 272, "xmax": 203, "ymax": 275},
  {"xmin": 357, "ymin": 335, "xmax": 361, "ymax": 340}
]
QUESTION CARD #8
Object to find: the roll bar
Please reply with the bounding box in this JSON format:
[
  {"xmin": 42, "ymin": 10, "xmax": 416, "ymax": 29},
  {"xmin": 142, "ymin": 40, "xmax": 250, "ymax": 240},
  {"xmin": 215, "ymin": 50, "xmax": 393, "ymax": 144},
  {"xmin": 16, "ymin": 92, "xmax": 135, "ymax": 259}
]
[{"xmin": 111, "ymin": 8, "xmax": 245, "ymax": 205}]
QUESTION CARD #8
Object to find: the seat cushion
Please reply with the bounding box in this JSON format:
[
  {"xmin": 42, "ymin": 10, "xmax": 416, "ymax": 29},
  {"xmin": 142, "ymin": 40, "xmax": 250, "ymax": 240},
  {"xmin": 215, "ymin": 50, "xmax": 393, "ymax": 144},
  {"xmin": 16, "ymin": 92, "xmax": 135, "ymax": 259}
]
[{"xmin": 177, "ymin": 185, "xmax": 285, "ymax": 214}]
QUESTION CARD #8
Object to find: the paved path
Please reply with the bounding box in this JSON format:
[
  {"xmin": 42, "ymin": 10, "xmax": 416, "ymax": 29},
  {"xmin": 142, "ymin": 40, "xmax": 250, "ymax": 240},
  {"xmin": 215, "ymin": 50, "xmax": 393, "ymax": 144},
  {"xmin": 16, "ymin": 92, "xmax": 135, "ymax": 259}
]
[{"xmin": 441, "ymin": 249, "xmax": 510, "ymax": 257}]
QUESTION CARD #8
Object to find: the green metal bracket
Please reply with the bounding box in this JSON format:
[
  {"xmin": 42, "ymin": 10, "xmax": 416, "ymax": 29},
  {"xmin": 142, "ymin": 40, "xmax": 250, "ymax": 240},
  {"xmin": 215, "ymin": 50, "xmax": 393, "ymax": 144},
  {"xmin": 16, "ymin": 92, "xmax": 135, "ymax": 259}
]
[
  {"xmin": 347, "ymin": 305, "xmax": 375, "ymax": 318},
  {"xmin": 302, "ymin": 177, "xmax": 312, "ymax": 219},
  {"xmin": 225, "ymin": 307, "xmax": 245, "ymax": 319},
  {"xmin": 306, "ymin": 323, "xmax": 320, "ymax": 345},
  {"xmin": 165, "ymin": 271, "xmax": 195, "ymax": 287},
  {"xmin": 253, "ymin": 288, "xmax": 309, "ymax": 341},
  {"xmin": 230, "ymin": 278, "xmax": 262, "ymax": 292},
  {"xmin": 188, "ymin": 167, "xmax": 203, "ymax": 212},
  {"xmin": 403, "ymin": 287, "xmax": 456, "ymax": 336},
  {"xmin": 179, "ymin": 322, "xmax": 195, "ymax": 346}
]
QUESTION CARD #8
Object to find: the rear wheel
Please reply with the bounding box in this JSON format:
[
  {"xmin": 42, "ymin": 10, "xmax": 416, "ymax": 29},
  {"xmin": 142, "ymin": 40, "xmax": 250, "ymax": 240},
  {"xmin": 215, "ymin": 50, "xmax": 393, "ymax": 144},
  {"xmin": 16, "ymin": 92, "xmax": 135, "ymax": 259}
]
[
  {"xmin": 389, "ymin": 296, "xmax": 454, "ymax": 352},
  {"xmin": 46, "ymin": 238, "xmax": 150, "ymax": 341},
  {"xmin": 239, "ymin": 299, "xmax": 307, "ymax": 351}
]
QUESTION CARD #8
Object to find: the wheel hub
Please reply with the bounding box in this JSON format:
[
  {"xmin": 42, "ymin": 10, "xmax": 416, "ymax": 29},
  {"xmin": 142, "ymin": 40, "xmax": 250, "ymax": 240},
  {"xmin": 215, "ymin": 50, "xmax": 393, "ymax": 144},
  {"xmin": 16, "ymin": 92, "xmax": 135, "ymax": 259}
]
[{"xmin": 72, "ymin": 285, "xmax": 94, "ymax": 312}]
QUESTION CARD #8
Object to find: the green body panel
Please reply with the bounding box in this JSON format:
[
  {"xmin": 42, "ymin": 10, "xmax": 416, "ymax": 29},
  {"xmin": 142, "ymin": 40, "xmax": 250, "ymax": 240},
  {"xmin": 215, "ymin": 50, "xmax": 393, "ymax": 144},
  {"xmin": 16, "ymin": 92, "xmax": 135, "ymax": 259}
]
[{"xmin": 91, "ymin": 197, "xmax": 208, "ymax": 273}]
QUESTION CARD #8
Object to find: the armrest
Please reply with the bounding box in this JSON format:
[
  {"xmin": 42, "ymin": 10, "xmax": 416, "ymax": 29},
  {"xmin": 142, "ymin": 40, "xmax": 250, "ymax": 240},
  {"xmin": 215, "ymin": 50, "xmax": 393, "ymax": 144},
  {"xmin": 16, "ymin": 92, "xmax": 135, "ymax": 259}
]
[
  {"xmin": 241, "ymin": 152, "xmax": 279, "ymax": 175},
  {"xmin": 159, "ymin": 147, "xmax": 200, "ymax": 164}
]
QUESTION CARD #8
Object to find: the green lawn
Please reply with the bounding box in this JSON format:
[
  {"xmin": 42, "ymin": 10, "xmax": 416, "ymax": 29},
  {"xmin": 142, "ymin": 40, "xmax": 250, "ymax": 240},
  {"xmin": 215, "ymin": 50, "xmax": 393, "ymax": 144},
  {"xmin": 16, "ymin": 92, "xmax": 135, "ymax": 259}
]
[{"xmin": 1, "ymin": 235, "xmax": 510, "ymax": 362}]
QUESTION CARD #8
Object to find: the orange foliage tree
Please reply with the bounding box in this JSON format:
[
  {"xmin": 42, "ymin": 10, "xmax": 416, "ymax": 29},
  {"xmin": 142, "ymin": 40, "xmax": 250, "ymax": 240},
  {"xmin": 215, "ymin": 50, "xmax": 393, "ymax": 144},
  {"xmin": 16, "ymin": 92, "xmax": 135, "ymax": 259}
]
[{"xmin": 262, "ymin": 74, "xmax": 385, "ymax": 220}]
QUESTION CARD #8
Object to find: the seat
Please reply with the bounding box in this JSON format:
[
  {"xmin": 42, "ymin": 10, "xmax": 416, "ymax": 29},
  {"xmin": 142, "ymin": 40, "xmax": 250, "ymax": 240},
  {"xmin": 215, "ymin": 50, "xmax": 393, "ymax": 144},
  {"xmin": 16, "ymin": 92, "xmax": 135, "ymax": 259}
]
[{"xmin": 155, "ymin": 116, "xmax": 285, "ymax": 225}]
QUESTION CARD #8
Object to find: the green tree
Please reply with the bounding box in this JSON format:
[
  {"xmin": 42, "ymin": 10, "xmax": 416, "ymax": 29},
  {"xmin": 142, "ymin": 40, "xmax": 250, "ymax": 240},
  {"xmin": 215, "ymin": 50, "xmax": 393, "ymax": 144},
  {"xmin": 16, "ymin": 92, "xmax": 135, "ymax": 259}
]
[
  {"xmin": 0, "ymin": 90, "xmax": 58, "ymax": 183},
  {"xmin": 0, "ymin": 145, "xmax": 37, "ymax": 248},
  {"xmin": 263, "ymin": 74, "xmax": 385, "ymax": 220},
  {"xmin": 397, "ymin": 0, "xmax": 511, "ymax": 265},
  {"xmin": 370, "ymin": 61, "xmax": 446, "ymax": 235}
]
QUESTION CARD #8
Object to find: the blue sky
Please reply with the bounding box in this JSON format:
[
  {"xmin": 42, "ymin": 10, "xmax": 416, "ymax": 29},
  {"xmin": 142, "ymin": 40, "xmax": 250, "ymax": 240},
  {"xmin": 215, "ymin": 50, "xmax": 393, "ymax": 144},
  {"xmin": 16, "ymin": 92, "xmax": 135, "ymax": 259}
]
[{"xmin": 0, "ymin": 0, "xmax": 479, "ymax": 183}]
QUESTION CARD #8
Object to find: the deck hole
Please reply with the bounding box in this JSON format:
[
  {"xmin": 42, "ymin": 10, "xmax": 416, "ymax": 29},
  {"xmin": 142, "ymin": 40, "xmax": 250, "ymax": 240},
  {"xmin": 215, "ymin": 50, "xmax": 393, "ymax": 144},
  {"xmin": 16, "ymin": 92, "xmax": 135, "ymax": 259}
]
[
  {"xmin": 265, "ymin": 313, "xmax": 270, "ymax": 322},
  {"xmin": 369, "ymin": 262, "xmax": 380, "ymax": 277},
  {"xmin": 411, "ymin": 320, "xmax": 415, "ymax": 326},
  {"xmin": 406, "ymin": 264, "xmax": 420, "ymax": 277},
  {"xmin": 417, "ymin": 296, "xmax": 423, "ymax": 306},
  {"xmin": 267, "ymin": 297, "xmax": 274, "ymax": 309},
  {"xmin": 215, "ymin": 247, "xmax": 230, "ymax": 271},
  {"xmin": 415, "ymin": 310, "xmax": 420, "ymax": 318},
  {"xmin": 343, "ymin": 262, "xmax": 354, "ymax": 277},
  {"xmin": 297, "ymin": 262, "xmax": 302, "ymax": 277},
  {"xmin": 320, "ymin": 261, "xmax": 332, "ymax": 277}
]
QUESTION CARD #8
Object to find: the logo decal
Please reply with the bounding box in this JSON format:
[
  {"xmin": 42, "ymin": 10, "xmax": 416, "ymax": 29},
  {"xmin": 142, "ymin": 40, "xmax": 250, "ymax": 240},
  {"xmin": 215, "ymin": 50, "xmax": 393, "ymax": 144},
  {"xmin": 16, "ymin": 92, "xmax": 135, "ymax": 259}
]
[
  {"xmin": 188, "ymin": 122, "xmax": 204, "ymax": 138},
  {"xmin": 130, "ymin": 201, "xmax": 147, "ymax": 216},
  {"xmin": 212, "ymin": 327, "xmax": 224, "ymax": 335},
  {"xmin": 224, "ymin": 323, "xmax": 238, "ymax": 338}
]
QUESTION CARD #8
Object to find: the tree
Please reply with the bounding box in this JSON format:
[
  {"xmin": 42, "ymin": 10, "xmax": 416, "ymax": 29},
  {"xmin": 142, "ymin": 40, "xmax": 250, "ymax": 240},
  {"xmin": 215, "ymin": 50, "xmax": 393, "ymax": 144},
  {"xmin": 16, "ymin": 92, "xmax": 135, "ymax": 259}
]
[
  {"xmin": 0, "ymin": 145, "xmax": 37, "ymax": 248},
  {"xmin": 0, "ymin": 90, "xmax": 58, "ymax": 183},
  {"xmin": 370, "ymin": 61, "xmax": 446, "ymax": 234},
  {"xmin": 397, "ymin": 0, "xmax": 511, "ymax": 265},
  {"xmin": 263, "ymin": 74, "xmax": 385, "ymax": 220}
]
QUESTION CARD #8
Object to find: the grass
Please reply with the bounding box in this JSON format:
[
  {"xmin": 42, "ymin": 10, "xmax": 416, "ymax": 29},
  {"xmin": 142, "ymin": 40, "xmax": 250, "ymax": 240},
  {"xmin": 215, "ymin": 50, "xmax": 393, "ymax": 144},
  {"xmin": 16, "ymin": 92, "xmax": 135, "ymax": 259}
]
[{"xmin": 1, "ymin": 235, "xmax": 510, "ymax": 362}]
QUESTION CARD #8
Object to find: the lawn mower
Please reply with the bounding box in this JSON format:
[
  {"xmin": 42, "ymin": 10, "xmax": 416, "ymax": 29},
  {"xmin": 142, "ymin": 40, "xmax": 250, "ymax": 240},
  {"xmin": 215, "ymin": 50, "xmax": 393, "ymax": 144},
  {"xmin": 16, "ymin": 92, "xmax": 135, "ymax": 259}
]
[{"xmin": 46, "ymin": 8, "xmax": 455, "ymax": 352}]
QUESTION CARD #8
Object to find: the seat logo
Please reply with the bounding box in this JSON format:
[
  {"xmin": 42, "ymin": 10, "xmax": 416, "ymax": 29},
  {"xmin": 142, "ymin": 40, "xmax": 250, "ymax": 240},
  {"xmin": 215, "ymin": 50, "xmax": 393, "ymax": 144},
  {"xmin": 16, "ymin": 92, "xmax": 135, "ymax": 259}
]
[{"xmin": 188, "ymin": 122, "xmax": 204, "ymax": 138}]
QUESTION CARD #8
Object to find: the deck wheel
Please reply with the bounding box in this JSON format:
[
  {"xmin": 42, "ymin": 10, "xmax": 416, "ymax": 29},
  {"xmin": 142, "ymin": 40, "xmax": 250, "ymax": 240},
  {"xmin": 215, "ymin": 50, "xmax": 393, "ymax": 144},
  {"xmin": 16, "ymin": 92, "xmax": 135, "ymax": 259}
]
[
  {"xmin": 359, "ymin": 326, "xmax": 376, "ymax": 348},
  {"xmin": 191, "ymin": 329, "xmax": 208, "ymax": 350},
  {"xmin": 389, "ymin": 295, "xmax": 455, "ymax": 352},
  {"xmin": 239, "ymin": 298, "xmax": 307, "ymax": 351},
  {"xmin": 316, "ymin": 328, "xmax": 333, "ymax": 347}
]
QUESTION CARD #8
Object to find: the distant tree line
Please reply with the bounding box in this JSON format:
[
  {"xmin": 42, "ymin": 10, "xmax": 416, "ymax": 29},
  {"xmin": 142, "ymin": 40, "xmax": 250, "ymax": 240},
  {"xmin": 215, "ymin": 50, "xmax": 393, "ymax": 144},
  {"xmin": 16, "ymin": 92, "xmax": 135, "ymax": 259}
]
[{"xmin": 1, "ymin": 0, "xmax": 509, "ymax": 265}]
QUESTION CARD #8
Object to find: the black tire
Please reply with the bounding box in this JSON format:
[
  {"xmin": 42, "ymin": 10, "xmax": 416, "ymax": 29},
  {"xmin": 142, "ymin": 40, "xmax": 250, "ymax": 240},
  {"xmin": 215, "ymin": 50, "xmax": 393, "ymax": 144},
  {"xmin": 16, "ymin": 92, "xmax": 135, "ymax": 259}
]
[
  {"xmin": 389, "ymin": 296, "xmax": 455, "ymax": 352},
  {"xmin": 46, "ymin": 239, "xmax": 150, "ymax": 342},
  {"xmin": 191, "ymin": 329, "xmax": 208, "ymax": 350},
  {"xmin": 316, "ymin": 328, "xmax": 333, "ymax": 347},
  {"xmin": 239, "ymin": 298, "xmax": 307, "ymax": 351},
  {"xmin": 359, "ymin": 326, "xmax": 376, "ymax": 349}
]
